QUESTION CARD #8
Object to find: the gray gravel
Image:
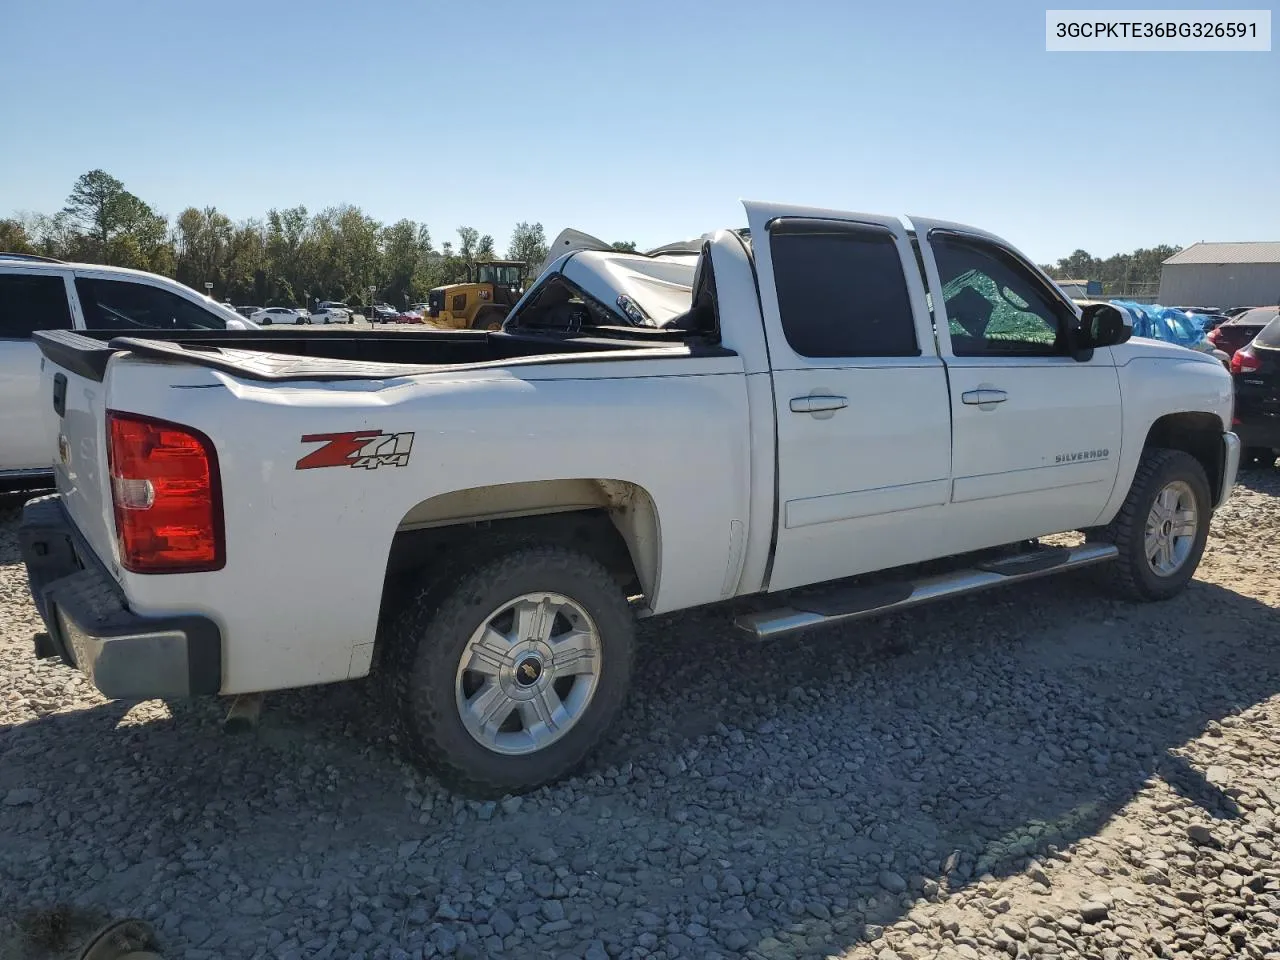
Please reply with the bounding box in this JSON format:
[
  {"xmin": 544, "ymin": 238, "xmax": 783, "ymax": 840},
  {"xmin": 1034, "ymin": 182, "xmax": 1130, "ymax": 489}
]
[{"xmin": 1, "ymin": 468, "xmax": 1279, "ymax": 960}]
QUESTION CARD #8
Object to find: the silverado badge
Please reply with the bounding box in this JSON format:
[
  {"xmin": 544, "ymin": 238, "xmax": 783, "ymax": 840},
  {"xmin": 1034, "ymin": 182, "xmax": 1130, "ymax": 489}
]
[{"xmin": 1054, "ymin": 448, "xmax": 1110, "ymax": 464}]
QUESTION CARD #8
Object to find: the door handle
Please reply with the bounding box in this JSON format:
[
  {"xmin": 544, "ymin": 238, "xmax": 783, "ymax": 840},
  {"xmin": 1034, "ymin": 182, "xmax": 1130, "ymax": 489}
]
[
  {"xmin": 790, "ymin": 395, "xmax": 848, "ymax": 414},
  {"xmin": 961, "ymin": 388, "xmax": 1007, "ymax": 407}
]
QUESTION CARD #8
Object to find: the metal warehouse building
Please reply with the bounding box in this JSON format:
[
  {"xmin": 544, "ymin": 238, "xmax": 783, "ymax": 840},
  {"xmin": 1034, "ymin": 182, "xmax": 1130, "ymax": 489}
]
[{"xmin": 1158, "ymin": 242, "xmax": 1280, "ymax": 309}]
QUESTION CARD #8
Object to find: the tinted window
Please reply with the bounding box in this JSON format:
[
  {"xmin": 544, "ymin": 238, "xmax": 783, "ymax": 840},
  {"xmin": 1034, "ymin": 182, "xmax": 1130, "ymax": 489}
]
[
  {"xmin": 0, "ymin": 273, "xmax": 72, "ymax": 338},
  {"xmin": 1255, "ymin": 317, "xmax": 1280, "ymax": 348},
  {"xmin": 476, "ymin": 265, "xmax": 522, "ymax": 286},
  {"xmin": 1232, "ymin": 307, "xmax": 1280, "ymax": 329},
  {"xmin": 77, "ymin": 279, "xmax": 226, "ymax": 331},
  {"xmin": 931, "ymin": 234, "xmax": 1070, "ymax": 357},
  {"xmin": 770, "ymin": 221, "xmax": 918, "ymax": 358}
]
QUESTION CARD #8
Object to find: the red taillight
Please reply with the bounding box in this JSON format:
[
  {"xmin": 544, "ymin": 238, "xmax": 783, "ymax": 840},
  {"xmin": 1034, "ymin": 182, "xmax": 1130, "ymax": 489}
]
[
  {"xmin": 107, "ymin": 412, "xmax": 224, "ymax": 573},
  {"xmin": 1231, "ymin": 348, "xmax": 1261, "ymax": 375}
]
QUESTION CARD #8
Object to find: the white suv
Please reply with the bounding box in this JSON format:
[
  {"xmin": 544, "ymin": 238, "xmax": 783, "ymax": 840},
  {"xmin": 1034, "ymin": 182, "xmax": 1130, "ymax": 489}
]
[{"xmin": 0, "ymin": 254, "xmax": 254, "ymax": 485}]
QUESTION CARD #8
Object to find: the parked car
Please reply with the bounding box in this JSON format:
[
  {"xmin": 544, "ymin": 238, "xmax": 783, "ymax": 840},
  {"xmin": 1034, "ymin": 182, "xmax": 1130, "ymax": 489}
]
[
  {"xmin": 20, "ymin": 200, "xmax": 1240, "ymax": 797},
  {"xmin": 396, "ymin": 309, "xmax": 424, "ymax": 323},
  {"xmin": 368, "ymin": 303, "xmax": 399, "ymax": 323},
  {"xmin": 1230, "ymin": 314, "xmax": 1280, "ymax": 469},
  {"xmin": 0, "ymin": 255, "xmax": 254, "ymax": 487},
  {"xmin": 234, "ymin": 305, "xmax": 263, "ymax": 318},
  {"xmin": 1207, "ymin": 306, "xmax": 1279, "ymax": 359},
  {"xmin": 311, "ymin": 301, "xmax": 353, "ymax": 324},
  {"xmin": 250, "ymin": 306, "xmax": 309, "ymax": 325}
]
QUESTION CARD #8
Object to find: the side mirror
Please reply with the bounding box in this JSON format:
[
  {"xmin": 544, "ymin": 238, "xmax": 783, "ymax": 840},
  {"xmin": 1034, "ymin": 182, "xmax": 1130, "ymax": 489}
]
[
  {"xmin": 225, "ymin": 318, "xmax": 248, "ymax": 331},
  {"xmin": 1078, "ymin": 303, "xmax": 1131, "ymax": 348}
]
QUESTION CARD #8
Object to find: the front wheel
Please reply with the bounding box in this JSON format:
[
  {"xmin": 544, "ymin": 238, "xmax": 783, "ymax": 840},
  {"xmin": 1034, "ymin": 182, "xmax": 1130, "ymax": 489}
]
[
  {"xmin": 470, "ymin": 308, "xmax": 505, "ymax": 331},
  {"xmin": 388, "ymin": 545, "xmax": 635, "ymax": 797},
  {"xmin": 1088, "ymin": 448, "xmax": 1211, "ymax": 601}
]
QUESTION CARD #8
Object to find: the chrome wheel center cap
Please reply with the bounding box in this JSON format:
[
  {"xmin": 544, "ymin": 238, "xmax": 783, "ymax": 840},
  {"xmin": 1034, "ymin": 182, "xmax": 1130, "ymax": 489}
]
[{"xmin": 514, "ymin": 655, "xmax": 544, "ymax": 687}]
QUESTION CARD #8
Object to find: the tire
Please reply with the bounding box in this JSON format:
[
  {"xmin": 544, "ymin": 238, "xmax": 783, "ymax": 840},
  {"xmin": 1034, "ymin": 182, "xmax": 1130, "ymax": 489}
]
[
  {"xmin": 261, "ymin": 318, "xmax": 271, "ymax": 325},
  {"xmin": 1242, "ymin": 447, "xmax": 1276, "ymax": 470},
  {"xmin": 388, "ymin": 545, "xmax": 635, "ymax": 797},
  {"xmin": 1088, "ymin": 448, "xmax": 1211, "ymax": 602},
  {"xmin": 470, "ymin": 308, "xmax": 505, "ymax": 331}
]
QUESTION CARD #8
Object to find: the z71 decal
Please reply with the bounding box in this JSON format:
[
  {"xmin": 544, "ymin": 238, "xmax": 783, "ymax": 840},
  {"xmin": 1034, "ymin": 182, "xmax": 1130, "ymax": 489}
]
[{"xmin": 297, "ymin": 431, "xmax": 415, "ymax": 470}]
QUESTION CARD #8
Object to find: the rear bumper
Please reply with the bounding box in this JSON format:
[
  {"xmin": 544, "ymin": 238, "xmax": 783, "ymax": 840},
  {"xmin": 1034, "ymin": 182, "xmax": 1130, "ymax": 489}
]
[{"xmin": 19, "ymin": 495, "xmax": 222, "ymax": 699}]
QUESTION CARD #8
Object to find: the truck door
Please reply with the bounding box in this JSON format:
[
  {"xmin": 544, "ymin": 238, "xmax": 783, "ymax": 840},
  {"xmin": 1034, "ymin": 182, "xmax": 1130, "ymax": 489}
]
[
  {"xmin": 913, "ymin": 218, "xmax": 1122, "ymax": 539},
  {"xmin": 0, "ymin": 269, "xmax": 77, "ymax": 474},
  {"xmin": 744, "ymin": 202, "xmax": 953, "ymax": 592}
]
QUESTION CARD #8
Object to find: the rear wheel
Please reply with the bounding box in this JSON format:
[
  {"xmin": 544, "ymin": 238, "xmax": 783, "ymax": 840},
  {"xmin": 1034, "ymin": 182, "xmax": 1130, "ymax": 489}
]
[
  {"xmin": 389, "ymin": 545, "xmax": 635, "ymax": 797},
  {"xmin": 1088, "ymin": 448, "xmax": 1211, "ymax": 601}
]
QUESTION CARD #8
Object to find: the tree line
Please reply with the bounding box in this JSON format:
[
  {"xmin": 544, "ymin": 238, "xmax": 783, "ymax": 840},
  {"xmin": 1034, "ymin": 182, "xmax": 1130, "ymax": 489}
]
[
  {"xmin": 1, "ymin": 170, "xmax": 1181, "ymax": 307},
  {"xmin": 0, "ymin": 170, "xmax": 637, "ymax": 309},
  {"xmin": 1040, "ymin": 245, "xmax": 1181, "ymax": 297}
]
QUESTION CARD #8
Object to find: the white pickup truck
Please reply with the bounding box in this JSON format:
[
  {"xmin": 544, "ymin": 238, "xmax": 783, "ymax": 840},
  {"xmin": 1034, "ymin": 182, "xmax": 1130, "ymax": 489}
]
[
  {"xmin": 19, "ymin": 201, "xmax": 1240, "ymax": 797},
  {"xmin": 0, "ymin": 255, "xmax": 253, "ymax": 486}
]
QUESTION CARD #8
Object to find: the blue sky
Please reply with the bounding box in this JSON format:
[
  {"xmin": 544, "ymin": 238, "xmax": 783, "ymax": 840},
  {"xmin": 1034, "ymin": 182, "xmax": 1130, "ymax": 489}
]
[{"xmin": 2, "ymin": 0, "xmax": 1276, "ymax": 263}]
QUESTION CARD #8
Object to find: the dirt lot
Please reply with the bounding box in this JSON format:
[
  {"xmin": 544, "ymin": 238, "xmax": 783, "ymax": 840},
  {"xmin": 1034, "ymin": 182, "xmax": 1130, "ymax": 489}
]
[{"xmin": 1, "ymin": 469, "xmax": 1278, "ymax": 960}]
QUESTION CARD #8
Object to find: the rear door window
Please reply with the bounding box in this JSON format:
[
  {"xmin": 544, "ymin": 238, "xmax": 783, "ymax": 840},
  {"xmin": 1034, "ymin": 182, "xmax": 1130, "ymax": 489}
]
[
  {"xmin": 0, "ymin": 273, "xmax": 73, "ymax": 338},
  {"xmin": 769, "ymin": 220, "xmax": 920, "ymax": 358},
  {"xmin": 76, "ymin": 279, "xmax": 227, "ymax": 330}
]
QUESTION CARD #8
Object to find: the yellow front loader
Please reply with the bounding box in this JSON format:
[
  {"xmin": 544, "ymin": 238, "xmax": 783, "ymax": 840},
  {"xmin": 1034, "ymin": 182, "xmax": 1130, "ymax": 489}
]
[{"xmin": 424, "ymin": 261, "xmax": 526, "ymax": 331}]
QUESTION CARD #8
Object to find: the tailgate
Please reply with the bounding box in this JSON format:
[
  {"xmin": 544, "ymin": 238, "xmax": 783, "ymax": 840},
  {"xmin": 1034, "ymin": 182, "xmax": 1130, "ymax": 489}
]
[{"xmin": 36, "ymin": 331, "xmax": 119, "ymax": 568}]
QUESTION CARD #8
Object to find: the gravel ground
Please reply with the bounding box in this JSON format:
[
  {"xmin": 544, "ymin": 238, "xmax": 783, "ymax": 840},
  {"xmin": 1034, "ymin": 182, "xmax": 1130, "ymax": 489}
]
[{"xmin": 1, "ymin": 469, "xmax": 1278, "ymax": 960}]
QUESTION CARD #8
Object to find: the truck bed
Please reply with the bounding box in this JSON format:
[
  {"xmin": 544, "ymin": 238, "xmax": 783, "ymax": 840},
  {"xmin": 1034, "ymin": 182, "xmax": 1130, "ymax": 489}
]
[{"xmin": 34, "ymin": 327, "xmax": 730, "ymax": 383}]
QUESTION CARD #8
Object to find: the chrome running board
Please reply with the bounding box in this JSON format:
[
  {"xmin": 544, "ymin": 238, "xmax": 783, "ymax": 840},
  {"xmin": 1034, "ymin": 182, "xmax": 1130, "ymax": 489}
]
[{"xmin": 736, "ymin": 543, "xmax": 1118, "ymax": 640}]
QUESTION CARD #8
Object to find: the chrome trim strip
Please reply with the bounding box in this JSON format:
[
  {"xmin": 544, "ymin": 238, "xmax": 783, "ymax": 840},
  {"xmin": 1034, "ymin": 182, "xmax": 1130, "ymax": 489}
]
[{"xmin": 737, "ymin": 543, "xmax": 1119, "ymax": 639}]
